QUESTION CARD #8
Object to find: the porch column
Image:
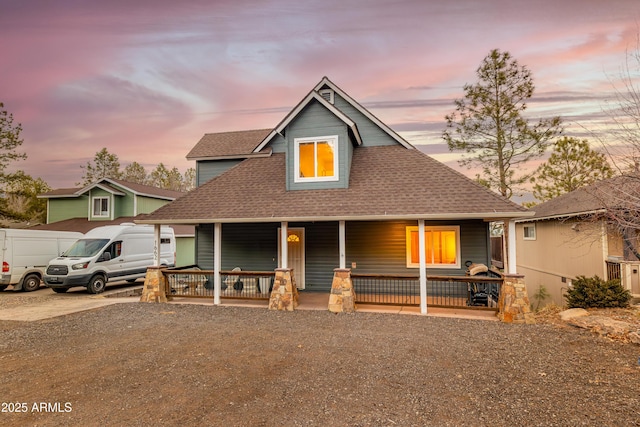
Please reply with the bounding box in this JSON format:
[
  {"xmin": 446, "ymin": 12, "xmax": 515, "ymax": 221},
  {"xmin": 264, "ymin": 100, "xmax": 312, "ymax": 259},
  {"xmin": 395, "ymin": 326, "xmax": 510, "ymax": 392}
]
[
  {"xmin": 153, "ymin": 224, "xmax": 161, "ymax": 267},
  {"xmin": 506, "ymin": 220, "xmax": 517, "ymax": 274},
  {"xmin": 280, "ymin": 221, "xmax": 288, "ymax": 269},
  {"xmin": 339, "ymin": 220, "xmax": 346, "ymax": 269},
  {"xmin": 140, "ymin": 223, "xmax": 168, "ymax": 302},
  {"xmin": 418, "ymin": 219, "xmax": 428, "ymax": 315},
  {"xmin": 213, "ymin": 222, "xmax": 222, "ymax": 305}
]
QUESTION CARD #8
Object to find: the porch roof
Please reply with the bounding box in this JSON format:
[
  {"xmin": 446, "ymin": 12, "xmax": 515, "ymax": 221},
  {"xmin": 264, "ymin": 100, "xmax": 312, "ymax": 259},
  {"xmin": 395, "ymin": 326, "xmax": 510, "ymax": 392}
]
[{"xmin": 137, "ymin": 145, "xmax": 530, "ymax": 224}]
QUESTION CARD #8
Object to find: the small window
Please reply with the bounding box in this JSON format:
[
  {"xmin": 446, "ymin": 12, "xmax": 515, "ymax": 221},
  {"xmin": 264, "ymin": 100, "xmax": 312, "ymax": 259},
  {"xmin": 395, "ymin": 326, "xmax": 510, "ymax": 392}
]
[
  {"xmin": 406, "ymin": 226, "xmax": 461, "ymax": 269},
  {"xmin": 523, "ymin": 224, "xmax": 536, "ymax": 240},
  {"xmin": 294, "ymin": 136, "xmax": 339, "ymax": 183},
  {"xmin": 92, "ymin": 197, "xmax": 109, "ymax": 217}
]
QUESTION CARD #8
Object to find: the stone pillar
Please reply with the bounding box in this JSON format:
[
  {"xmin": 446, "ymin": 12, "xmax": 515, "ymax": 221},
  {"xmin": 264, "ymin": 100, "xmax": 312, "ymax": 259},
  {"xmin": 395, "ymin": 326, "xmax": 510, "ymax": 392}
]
[
  {"xmin": 498, "ymin": 274, "xmax": 535, "ymax": 324},
  {"xmin": 140, "ymin": 266, "xmax": 170, "ymax": 303},
  {"xmin": 328, "ymin": 268, "xmax": 356, "ymax": 313},
  {"xmin": 269, "ymin": 268, "xmax": 299, "ymax": 311}
]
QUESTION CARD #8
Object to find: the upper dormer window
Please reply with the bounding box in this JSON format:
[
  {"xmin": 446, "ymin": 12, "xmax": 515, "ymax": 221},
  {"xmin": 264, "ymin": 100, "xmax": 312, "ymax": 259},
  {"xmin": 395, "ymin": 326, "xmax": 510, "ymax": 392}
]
[
  {"xmin": 319, "ymin": 89, "xmax": 334, "ymax": 104},
  {"xmin": 92, "ymin": 197, "xmax": 110, "ymax": 217},
  {"xmin": 294, "ymin": 136, "xmax": 339, "ymax": 183}
]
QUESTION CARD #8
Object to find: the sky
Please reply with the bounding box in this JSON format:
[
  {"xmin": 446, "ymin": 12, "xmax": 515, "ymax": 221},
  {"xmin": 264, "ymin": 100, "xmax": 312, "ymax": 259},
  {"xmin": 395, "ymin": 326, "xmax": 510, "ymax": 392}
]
[{"xmin": 1, "ymin": 0, "xmax": 639, "ymax": 191}]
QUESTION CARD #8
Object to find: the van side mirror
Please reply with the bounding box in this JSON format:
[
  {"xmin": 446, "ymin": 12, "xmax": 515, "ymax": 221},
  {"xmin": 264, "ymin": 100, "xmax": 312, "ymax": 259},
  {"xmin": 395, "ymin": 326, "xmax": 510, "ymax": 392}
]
[{"xmin": 100, "ymin": 252, "xmax": 112, "ymax": 262}]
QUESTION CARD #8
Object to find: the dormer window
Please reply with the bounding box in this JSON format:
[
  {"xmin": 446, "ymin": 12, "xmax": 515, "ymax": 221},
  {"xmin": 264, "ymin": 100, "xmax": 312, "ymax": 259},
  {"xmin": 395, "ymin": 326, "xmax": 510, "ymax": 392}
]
[
  {"xmin": 294, "ymin": 136, "xmax": 339, "ymax": 182},
  {"xmin": 92, "ymin": 197, "xmax": 110, "ymax": 217},
  {"xmin": 319, "ymin": 89, "xmax": 334, "ymax": 104}
]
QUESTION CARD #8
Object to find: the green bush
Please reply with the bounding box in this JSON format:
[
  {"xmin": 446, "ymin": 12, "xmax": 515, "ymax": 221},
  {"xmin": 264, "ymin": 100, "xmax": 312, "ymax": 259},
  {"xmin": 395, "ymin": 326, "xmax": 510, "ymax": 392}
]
[{"xmin": 565, "ymin": 275, "xmax": 631, "ymax": 308}]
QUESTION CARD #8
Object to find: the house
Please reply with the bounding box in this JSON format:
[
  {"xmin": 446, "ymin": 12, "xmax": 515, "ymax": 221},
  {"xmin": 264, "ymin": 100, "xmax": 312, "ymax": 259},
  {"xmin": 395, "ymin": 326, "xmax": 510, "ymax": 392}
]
[
  {"xmin": 137, "ymin": 77, "xmax": 530, "ymax": 312},
  {"xmin": 34, "ymin": 178, "xmax": 195, "ymax": 266},
  {"xmin": 515, "ymin": 175, "xmax": 640, "ymax": 306}
]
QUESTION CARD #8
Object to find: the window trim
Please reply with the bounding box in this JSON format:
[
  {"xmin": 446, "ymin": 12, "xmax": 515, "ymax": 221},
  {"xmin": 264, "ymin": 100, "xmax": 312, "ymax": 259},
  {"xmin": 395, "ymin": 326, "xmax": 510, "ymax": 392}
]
[
  {"xmin": 405, "ymin": 225, "xmax": 461, "ymax": 269},
  {"xmin": 92, "ymin": 196, "xmax": 110, "ymax": 217},
  {"xmin": 294, "ymin": 135, "xmax": 339, "ymax": 183},
  {"xmin": 523, "ymin": 224, "xmax": 536, "ymax": 240}
]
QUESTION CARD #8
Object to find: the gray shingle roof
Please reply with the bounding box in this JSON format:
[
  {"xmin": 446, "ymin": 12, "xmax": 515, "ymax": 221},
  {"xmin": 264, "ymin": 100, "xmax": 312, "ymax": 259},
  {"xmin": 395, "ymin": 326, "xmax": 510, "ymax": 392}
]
[
  {"xmin": 186, "ymin": 129, "xmax": 272, "ymax": 159},
  {"xmin": 141, "ymin": 145, "xmax": 528, "ymax": 223},
  {"xmin": 527, "ymin": 175, "xmax": 640, "ymax": 220}
]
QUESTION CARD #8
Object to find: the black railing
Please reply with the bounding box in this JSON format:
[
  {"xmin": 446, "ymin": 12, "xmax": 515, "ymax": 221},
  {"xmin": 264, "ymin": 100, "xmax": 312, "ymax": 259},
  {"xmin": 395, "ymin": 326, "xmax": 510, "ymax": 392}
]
[
  {"xmin": 351, "ymin": 274, "xmax": 420, "ymax": 305},
  {"xmin": 163, "ymin": 267, "xmax": 274, "ymax": 300},
  {"xmin": 352, "ymin": 273, "xmax": 502, "ymax": 310}
]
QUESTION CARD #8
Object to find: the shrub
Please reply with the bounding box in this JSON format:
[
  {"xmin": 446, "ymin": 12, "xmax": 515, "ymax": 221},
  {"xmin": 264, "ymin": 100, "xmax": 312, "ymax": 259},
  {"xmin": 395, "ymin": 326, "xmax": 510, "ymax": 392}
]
[{"xmin": 565, "ymin": 275, "xmax": 631, "ymax": 309}]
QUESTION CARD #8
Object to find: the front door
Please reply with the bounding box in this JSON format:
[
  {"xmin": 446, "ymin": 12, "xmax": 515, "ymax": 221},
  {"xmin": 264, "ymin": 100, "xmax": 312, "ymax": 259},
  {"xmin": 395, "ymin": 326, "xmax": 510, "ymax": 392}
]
[{"xmin": 278, "ymin": 228, "xmax": 305, "ymax": 289}]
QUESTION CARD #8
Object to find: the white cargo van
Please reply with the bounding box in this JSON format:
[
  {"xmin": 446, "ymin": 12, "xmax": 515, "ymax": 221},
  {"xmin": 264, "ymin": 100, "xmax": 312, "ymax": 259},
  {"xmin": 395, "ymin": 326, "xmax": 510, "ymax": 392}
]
[
  {"xmin": 0, "ymin": 229, "xmax": 83, "ymax": 292},
  {"xmin": 44, "ymin": 224, "xmax": 176, "ymax": 294}
]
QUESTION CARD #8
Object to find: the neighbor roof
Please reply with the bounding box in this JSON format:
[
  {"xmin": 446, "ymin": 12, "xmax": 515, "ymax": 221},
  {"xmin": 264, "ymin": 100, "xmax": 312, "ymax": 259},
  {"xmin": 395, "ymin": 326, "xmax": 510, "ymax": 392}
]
[
  {"xmin": 39, "ymin": 178, "xmax": 184, "ymax": 201},
  {"xmin": 139, "ymin": 145, "xmax": 529, "ymax": 224},
  {"xmin": 523, "ymin": 175, "xmax": 640, "ymax": 221}
]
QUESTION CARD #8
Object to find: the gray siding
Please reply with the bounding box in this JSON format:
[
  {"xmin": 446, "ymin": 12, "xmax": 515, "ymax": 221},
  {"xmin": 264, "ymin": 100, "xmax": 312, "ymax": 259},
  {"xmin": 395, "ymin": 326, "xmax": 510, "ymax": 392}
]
[
  {"xmin": 285, "ymin": 101, "xmax": 350, "ymax": 191},
  {"xmin": 333, "ymin": 92, "xmax": 398, "ymax": 147},
  {"xmin": 197, "ymin": 159, "xmax": 243, "ymax": 187},
  {"xmin": 346, "ymin": 220, "xmax": 490, "ymax": 277},
  {"xmin": 195, "ymin": 220, "xmax": 489, "ymax": 291},
  {"xmin": 291, "ymin": 222, "xmax": 339, "ymax": 290}
]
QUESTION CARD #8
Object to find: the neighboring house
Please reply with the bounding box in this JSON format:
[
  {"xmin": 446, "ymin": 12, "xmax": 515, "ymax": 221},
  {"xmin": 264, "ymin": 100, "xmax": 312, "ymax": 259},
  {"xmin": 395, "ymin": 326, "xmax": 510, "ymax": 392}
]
[
  {"xmin": 515, "ymin": 176, "xmax": 640, "ymax": 306},
  {"xmin": 137, "ymin": 77, "xmax": 530, "ymax": 309},
  {"xmin": 34, "ymin": 178, "xmax": 194, "ymax": 266}
]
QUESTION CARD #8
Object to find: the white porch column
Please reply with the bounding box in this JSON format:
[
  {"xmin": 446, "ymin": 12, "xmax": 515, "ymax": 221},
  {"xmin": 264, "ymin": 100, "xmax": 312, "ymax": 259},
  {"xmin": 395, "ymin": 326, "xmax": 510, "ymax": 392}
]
[
  {"xmin": 339, "ymin": 220, "xmax": 346, "ymax": 269},
  {"xmin": 280, "ymin": 221, "xmax": 288, "ymax": 269},
  {"xmin": 214, "ymin": 222, "xmax": 222, "ymax": 305},
  {"xmin": 418, "ymin": 219, "xmax": 428, "ymax": 315},
  {"xmin": 507, "ymin": 219, "xmax": 517, "ymax": 274},
  {"xmin": 153, "ymin": 224, "xmax": 161, "ymax": 267}
]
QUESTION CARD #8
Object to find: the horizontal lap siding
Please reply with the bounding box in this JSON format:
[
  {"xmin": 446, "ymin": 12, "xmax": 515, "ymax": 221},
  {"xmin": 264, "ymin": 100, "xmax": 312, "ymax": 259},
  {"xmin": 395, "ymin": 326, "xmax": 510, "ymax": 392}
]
[
  {"xmin": 286, "ymin": 102, "xmax": 349, "ymax": 191},
  {"xmin": 346, "ymin": 220, "xmax": 490, "ymax": 276},
  {"xmin": 197, "ymin": 160, "xmax": 243, "ymax": 186},
  {"xmin": 196, "ymin": 223, "xmax": 278, "ymax": 271},
  {"xmin": 292, "ymin": 222, "xmax": 339, "ymax": 290},
  {"xmin": 195, "ymin": 220, "xmax": 490, "ymax": 287}
]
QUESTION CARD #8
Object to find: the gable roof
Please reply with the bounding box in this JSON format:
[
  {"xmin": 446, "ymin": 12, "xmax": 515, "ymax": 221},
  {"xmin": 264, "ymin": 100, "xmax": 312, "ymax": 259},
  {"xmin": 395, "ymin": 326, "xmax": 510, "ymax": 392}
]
[
  {"xmin": 38, "ymin": 178, "xmax": 184, "ymax": 201},
  {"xmin": 522, "ymin": 175, "xmax": 639, "ymax": 221},
  {"xmin": 254, "ymin": 76, "xmax": 411, "ymax": 152},
  {"xmin": 139, "ymin": 145, "xmax": 529, "ymax": 224},
  {"xmin": 186, "ymin": 128, "xmax": 272, "ymax": 160}
]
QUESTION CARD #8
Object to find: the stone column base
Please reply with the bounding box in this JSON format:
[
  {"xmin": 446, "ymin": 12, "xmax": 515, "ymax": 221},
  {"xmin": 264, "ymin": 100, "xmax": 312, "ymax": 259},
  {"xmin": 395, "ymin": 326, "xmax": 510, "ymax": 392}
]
[
  {"xmin": 140, "ymin": 267, "xmax": 170, "ymax": 303},
  {"xmin": 498, "ymin": 274, "xmax": 535, "ymax": 324},
  {"xmin": 269, "ymin": 268, "xmax": 299, "ymax": 311},
  {"xmin": 328, "ymin": 268, "xmax": 356, "ymax": 313}
]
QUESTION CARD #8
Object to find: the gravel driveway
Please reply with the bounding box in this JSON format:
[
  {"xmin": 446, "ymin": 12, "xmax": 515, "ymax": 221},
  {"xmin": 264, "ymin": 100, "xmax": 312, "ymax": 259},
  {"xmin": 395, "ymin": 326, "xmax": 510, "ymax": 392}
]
[{"xmin": 1, "ymin": 302, "xmax": 639, "ymax": 426}]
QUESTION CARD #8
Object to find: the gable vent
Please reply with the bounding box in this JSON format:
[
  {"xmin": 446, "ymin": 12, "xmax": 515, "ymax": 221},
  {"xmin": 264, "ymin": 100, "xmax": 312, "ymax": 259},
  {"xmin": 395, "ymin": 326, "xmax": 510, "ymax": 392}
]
[{"xmin": 319, "ymin": 89, "xmax": 334, "ymax": 104}]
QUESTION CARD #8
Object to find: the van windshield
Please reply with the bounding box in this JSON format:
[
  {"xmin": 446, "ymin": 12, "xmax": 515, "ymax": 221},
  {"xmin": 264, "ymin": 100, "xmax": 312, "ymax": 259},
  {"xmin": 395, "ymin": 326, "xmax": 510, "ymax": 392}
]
[{"xmin": 62, "ymin": 239, "xmax": 110, "ymax": 257}]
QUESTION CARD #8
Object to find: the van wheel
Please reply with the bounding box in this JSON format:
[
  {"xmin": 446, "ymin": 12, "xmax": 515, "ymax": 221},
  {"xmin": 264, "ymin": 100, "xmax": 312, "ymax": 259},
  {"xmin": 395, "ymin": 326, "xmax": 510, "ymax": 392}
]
[
  {"xmin": 22, "ymin": 274, "xmax": 41, "ymax": 292},
  {"xmin": 52, "ymin": 287, "xmax": 69, "ymax": 293},
  {"xmin": 87, "ymin": 275, "xmax": 106, "ymax": 294}
]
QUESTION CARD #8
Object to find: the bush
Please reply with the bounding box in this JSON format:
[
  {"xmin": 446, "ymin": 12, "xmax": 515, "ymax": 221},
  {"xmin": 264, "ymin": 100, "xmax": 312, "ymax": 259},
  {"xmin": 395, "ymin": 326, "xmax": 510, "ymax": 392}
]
[{"xmin": 565, "ymin": 275, "xmax": 631, "ymax": 309}]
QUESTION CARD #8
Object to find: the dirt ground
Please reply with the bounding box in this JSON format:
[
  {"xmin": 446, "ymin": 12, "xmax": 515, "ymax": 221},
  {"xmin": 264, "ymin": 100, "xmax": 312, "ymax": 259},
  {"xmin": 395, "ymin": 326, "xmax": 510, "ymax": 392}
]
[{"xmin": 1, "ymin": 301, "xmax": 639, "ymax": 426}]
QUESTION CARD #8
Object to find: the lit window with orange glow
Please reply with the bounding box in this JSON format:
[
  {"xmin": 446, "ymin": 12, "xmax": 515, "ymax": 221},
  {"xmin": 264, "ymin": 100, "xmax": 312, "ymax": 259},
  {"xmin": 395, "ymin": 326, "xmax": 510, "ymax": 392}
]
[
  {"xmin": 294, "ymin": 136, "xmax": 338, "ymax": 182},
  {"xmin": 406, "ymin": 226, "xmax": 460, "ymax": 268}
]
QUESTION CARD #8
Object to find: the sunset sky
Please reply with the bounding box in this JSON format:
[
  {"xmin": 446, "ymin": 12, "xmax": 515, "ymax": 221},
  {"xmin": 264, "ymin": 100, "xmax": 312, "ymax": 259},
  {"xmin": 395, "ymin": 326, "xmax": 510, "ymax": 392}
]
[{"xmin": 1, "ymin": 0, "xmax": 639, "ymax": 190}]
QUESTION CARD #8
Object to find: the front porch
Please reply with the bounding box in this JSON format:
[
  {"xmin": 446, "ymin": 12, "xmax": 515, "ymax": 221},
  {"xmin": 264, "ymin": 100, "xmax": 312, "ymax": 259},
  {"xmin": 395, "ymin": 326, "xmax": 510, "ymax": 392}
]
[
  {"xmin": 160, "ymin": 266, "xmax": 503, "ymax": 311},
  {"xmin": 162, "ymin": 284, "xmax": 501, "ymax": 321}
]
